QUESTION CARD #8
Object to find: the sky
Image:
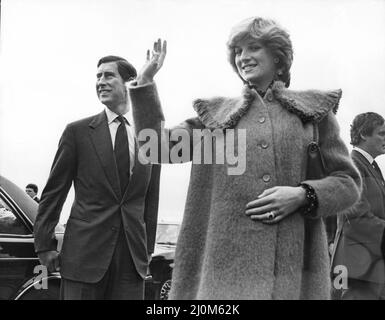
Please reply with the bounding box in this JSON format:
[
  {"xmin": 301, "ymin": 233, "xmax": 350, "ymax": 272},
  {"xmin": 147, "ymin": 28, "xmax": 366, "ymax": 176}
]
[{"xmin": 1, "ymin": 0, "xmax": 385, "ymax": 223}]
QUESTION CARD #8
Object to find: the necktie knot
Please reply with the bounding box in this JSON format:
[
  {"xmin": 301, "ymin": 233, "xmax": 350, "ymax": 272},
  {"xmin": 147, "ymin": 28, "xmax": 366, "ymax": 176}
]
[{"xmin": 116, "ymin": 115, "xmax": 126, "ymax": 125}]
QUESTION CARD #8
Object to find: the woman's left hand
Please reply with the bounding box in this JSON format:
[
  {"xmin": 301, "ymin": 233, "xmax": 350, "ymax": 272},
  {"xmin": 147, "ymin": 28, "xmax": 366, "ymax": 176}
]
[
  {"xmin": 136, "ymin": 38, "xmax": 167, "ymax": 85},
  {"xmin": 245, "ymin": 186, "xmax": 306, "ymax": 224}
]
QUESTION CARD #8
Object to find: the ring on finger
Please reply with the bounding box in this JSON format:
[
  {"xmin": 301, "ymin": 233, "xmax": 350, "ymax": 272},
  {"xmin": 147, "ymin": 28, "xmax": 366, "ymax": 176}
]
[{"xmin": 267, "ymin": 211, "xmax": 277, "ymax": 220}]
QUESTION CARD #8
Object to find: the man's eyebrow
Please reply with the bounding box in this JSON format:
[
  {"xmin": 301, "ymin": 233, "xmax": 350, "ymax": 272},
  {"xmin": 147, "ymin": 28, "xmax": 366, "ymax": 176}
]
[{"xmin": 96, "ymin": 71, "xmax": 115, "ymax": 77}]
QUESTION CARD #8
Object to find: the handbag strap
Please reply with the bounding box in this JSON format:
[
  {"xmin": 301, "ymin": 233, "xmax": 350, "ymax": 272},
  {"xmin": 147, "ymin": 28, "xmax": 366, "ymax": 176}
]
[
  {"xmin": 310, "ymin": 122, "xmax": 326, "ymax": 172},
  {"xmin": 313, "ymin": 122, "xmax": 319, "ymax": 144}
]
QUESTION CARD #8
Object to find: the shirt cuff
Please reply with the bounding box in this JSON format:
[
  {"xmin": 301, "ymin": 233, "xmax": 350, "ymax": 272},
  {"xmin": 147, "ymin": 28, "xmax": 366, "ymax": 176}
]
[{"xmin": 128, "ymin": 79, "xmax": 154, "ymax": 88}]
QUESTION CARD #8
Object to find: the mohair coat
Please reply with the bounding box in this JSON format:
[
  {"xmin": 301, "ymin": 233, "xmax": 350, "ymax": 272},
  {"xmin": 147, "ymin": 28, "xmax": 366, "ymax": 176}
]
[{"xmin": 129, "ymin": 80, "xmax": 361, "ymax": 300}]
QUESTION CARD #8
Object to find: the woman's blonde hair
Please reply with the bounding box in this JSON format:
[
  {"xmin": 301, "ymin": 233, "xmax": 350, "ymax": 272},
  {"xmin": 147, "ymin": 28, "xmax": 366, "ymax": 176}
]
[{"xmin": 227, "ymin": 17, "xmax": 293, "ymax": 87}]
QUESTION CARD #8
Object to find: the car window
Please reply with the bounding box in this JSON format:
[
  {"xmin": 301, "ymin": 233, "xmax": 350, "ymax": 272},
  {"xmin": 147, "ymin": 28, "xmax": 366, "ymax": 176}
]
[
  {"xmin": 0, "ymin": 197, "xmax": 30, "ymax": 235},
  {"xmin": 156, "ymin": 224, "xmax": 180, "ymax": 245}
]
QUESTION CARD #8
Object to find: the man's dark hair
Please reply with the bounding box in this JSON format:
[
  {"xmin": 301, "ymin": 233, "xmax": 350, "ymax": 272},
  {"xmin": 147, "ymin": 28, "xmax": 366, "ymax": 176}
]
[
  {"xmin": 350, "ymin": 112, "xmax": 385, "ymax": 146},
  {"xmin": 97, "ymin": 55, "xmax": 137, "ymax": 82},
  {"xmin": 26, "ymin": 183, "xmax": 38, "ymax": 193}
]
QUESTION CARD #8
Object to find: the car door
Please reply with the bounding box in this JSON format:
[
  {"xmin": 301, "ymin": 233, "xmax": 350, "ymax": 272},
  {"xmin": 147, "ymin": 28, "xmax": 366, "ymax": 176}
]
[{"xmin": 0, "ymin": 191, "xmax": 38, "ymax": 300}]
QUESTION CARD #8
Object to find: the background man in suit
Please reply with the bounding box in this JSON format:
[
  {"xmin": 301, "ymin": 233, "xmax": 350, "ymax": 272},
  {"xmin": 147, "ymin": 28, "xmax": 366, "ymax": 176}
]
[
  {"xmin": 332, "ymin": 112, "xmax": 385, "ymax": 299},
  {"xmin": 34, "ymin": 56, "xmax": 161, "ymax": 300},
  {"xmin": 25, "ymin": 183, "xmax": 39, "ymax": 203}
]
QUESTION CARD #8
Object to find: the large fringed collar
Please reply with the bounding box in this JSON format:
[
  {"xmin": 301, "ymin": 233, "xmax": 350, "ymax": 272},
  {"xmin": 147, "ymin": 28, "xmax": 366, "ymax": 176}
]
[{"xmin": 193, "ymin": 81, "xmax": 342, "ymax": 129}]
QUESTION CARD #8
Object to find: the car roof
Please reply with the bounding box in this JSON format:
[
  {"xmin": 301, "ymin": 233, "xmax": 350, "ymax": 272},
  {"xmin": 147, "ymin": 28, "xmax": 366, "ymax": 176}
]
[
  {"xmin": 157, "ymin": 221, "xmax": 181, "ymax": 225},
  {"xmin": 0, "ymin": 175, "xmax": 38, "ymax": 223}
]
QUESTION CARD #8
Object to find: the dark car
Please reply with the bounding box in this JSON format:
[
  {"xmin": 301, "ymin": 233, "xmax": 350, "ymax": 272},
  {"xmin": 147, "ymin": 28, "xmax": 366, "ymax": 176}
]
[
  {"xmin": 146, "ymin": 221, "xmax": 180, "ymax": 300},
  {"xmin": 0, "ymin": 175, "xmax": 179, "ymax": 300}
]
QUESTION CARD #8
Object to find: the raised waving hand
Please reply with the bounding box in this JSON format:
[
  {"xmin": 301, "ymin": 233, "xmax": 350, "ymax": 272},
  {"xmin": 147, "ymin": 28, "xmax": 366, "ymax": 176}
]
[{"xmin": 137, "ymin": 38, "xmax": 167, "ymax": 85}]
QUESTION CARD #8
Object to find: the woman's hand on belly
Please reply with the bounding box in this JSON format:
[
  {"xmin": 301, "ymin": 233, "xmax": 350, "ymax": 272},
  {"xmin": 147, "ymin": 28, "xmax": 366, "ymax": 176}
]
[{"xmin": 245, "ymin": 186, "xmax": 306, "ymax": 224}]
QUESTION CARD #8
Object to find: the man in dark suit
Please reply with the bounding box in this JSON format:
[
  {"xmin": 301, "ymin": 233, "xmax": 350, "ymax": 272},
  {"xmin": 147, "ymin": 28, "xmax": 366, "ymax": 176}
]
[
  {"xmin": 26, "ymin": 183, "xmax": 40, "ymax": 203},
  {"xmin": 34, "ymin": 56, "xmax": 161, "ymax": 300},
  {"xmin": 332, "ymin": 112, "xmax": 385, "ymax": 299}
]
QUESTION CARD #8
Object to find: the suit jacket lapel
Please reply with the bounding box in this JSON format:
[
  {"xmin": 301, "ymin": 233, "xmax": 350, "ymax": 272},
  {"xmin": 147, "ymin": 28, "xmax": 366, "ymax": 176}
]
[
  {"xmin": 352, "ymin": 150, "xmax": 385, "ymax": 197},
  {"xmin": 122, "ymin": 137, "xmax": 143, "ymax": 202},
  {"xmin": 89, "ymin": 111, "xmax": 121, "ymax": 200}
]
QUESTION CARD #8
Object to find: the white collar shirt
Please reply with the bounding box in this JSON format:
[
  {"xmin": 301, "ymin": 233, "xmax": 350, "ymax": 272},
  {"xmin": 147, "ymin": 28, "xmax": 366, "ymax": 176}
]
[{"xmin": 354, "ymin": 146, "xmax": 375, "ymax": 165}]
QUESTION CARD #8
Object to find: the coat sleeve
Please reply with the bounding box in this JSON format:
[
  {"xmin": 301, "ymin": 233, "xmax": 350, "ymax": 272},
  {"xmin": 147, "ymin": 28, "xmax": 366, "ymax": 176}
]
[
  {"xmin": 144, "ymin": 164, "xmax": 161, "ymax": 255},
  {"xmin": 302, "ymin": 111, "xmax": 361, "ymax": 219},
  {"xmin": 129, "ymin": 82, "xmax": 205, "ymax": 163},
  {"xmin": 34, "ymin": 124, "xmax": 77, "ymax": 253}
]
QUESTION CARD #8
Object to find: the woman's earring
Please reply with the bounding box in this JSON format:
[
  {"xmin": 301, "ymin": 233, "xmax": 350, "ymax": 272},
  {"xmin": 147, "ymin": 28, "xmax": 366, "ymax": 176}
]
[
  {"xmin": 274, "ymin": 58, "xmax": 279, "ymax": 64},
  {"xmin": 274, "ymin": 70, "xmax": 283, "ymax": 81}
]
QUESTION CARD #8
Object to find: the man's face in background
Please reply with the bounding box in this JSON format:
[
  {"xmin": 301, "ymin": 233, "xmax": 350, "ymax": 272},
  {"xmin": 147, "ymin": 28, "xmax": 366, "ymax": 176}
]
[{"xmin": 25, "ymin": 188, "xmax": 36, "ymax": 199}]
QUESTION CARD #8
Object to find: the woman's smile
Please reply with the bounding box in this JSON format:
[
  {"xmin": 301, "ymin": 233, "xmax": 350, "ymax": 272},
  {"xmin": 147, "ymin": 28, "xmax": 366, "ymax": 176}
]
[{"xmin": 242, "ymin": 63, "xmax": 258, "ymax": 72}]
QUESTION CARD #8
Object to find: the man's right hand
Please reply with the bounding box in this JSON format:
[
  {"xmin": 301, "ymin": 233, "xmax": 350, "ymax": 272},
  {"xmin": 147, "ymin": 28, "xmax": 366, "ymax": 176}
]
[
  {"xmin": 37, "ymin": 250, "xmax": 60, "ymax": 273},
  {"xmin": 136, "ymin": 38, "xmax": 167, "ymax": 85}
]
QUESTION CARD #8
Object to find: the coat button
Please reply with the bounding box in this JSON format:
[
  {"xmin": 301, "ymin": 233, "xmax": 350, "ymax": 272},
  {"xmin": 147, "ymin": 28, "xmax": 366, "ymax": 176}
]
[
  {"xmin": 261, "ymin": 141, "xmax": 269, "ymax": 149},
  {"xmin": 262, "ymin": 174, "xmax": 271, "ymax": 182},
  {"xmin": 258, "ymin": 116, "xmax": 266, "ymax": 123},
  {"xmin": 267, "ymin": 93, "xmax": 273, "ymax": 102}
]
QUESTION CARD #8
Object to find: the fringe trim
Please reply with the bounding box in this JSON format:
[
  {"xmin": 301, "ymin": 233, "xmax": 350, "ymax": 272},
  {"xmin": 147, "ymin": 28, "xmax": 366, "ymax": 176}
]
[
  {"xmin": 193, "ymin": 81, "xmax": 342, "ymax": 129},
  {"xmin": 223, "ymin": 87, "xmax": 256, "ymax": 128},
  {"xmin": 193, "ymin": 86, "xmax": 256, "ymax": 129},
  {"xmin": 193, "ymin": 99, "xmax": 223, "ymax": 129},
  {"xmin": 272, "ymin": 81, "xmax": 342, "ymax": 123}
]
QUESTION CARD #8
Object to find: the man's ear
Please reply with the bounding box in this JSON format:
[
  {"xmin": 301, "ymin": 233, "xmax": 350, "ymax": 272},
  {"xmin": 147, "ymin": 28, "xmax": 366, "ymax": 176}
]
[
  {"xmin": 360, "ymin": 133, "xmax": 369, "ymax": 142},
  {"xmin": 125, "ymin": 77, "xmax": 135, "ymax": 87}
]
